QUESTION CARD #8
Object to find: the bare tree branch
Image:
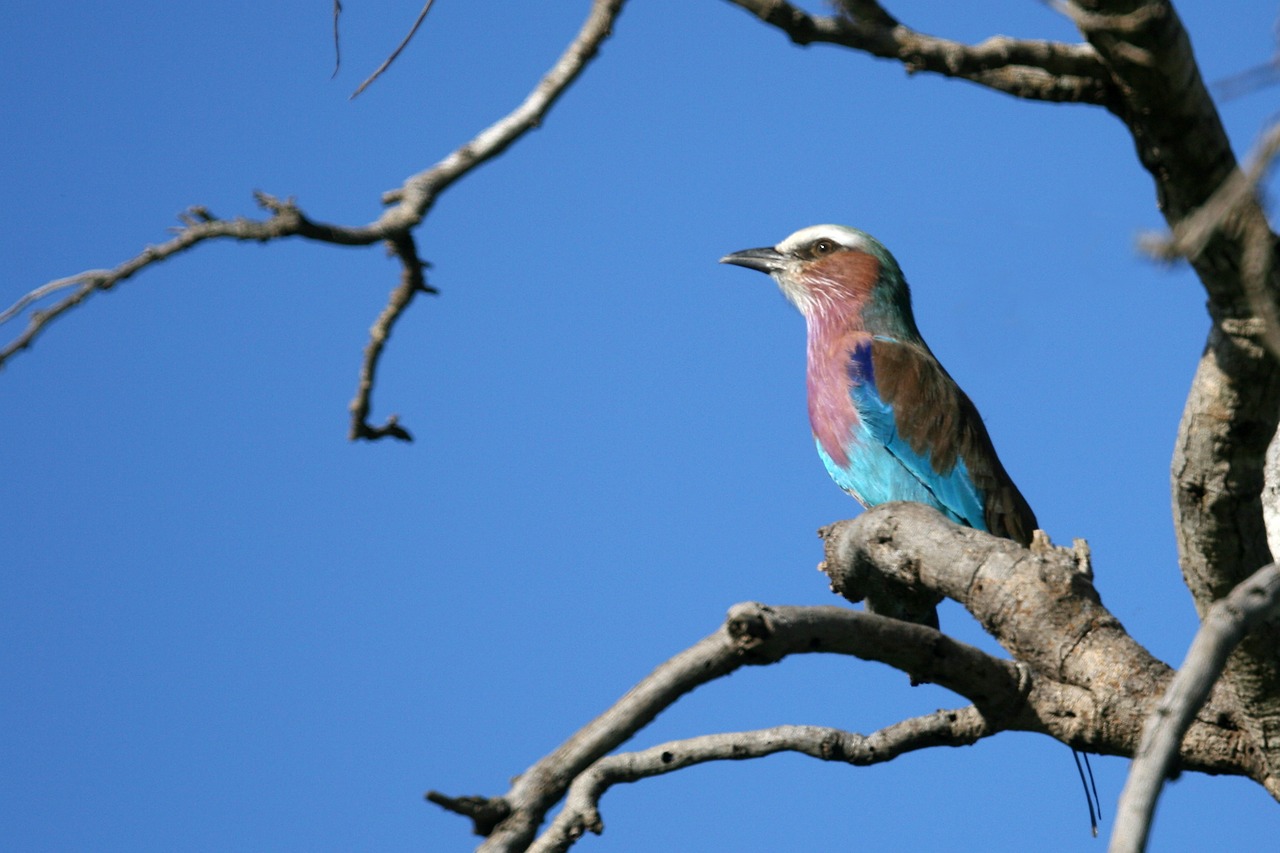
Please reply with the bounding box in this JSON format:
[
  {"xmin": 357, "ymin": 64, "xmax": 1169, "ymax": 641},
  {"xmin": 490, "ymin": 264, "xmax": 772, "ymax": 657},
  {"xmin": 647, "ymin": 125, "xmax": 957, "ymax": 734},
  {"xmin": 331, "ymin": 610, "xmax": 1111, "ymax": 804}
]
[
  {"xmin": 819, "ymin": 503, "xmax": 1255, "ymax": 776},
  {"xmin": 1, "ymin": 0, "xmax": 628, "ymax": 443},
  {"xmin": 529, "ymin": 708, "xmax": 995, "ymax": 853},
  {"xmin": 1111, "ymin": 563, "xmax": 1280, "ymax": 853},
  {"xmin": 348, "ymin": 233, "xmax": 437, "ymax": 442},
  {"xmin": 1215, "ymin": 59, "xmax": 1280, "ymax": 101},
  {"xmin": 0, "ymin": 193, "xmax": 342, "ymax": 368},
  {"xmin": 0, "ymin": 269, "xmax": 111, "ymax": 327},
  {"xmin": 350, "ymin": 0, "xmax": 438, "ymax": 100},
  {"xmin": 1140, "ymin": 120, "xmax": 1280, "ymax": 357},
  {"xmin": 433, "ymin": 600, "xmax": 1069, "ymax": 851},
  {"xmin": 379, "ymin": 0, "xmax": 625, "ymax": 215},
  {"xmin": 1139, "ymin": 122, "xmax": 1280, "ymax": 264},
  {"xmin": 722, "ymin": 0, "xmax": 1114, "ymax": 104}
]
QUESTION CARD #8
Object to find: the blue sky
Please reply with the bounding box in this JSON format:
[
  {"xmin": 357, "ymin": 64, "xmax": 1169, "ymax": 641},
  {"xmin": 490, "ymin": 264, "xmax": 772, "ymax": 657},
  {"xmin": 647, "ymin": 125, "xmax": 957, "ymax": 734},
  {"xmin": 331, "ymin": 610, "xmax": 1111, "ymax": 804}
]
[{"xmin": 4, "ymin": 1, "xmax": 1280, "ymax": 850}]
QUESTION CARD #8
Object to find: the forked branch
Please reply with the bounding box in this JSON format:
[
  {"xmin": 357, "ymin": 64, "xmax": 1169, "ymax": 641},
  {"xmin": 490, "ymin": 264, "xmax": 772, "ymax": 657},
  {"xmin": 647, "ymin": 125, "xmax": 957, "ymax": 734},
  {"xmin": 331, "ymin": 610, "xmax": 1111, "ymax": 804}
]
[
  {"xmin": 1, "ymin": 0, "xmax": 628, "ymax": 442},
  {"xmin": 723, "ymin": 0, "xmax": 1114, "ymax": 104},
  {"xmin": 529, "ymin": 708, "xmax": 994, "ymax": 853},
  {"xmin": 431, "ymin": 600, "xmax": 1044, "ymax": 852}
]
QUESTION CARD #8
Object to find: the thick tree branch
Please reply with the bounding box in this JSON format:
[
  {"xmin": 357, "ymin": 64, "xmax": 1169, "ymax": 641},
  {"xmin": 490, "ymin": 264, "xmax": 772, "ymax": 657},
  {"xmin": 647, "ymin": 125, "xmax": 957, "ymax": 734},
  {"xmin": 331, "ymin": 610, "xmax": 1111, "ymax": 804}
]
[
  {"xmin": 529, "ymin": 708, "xmax": 994, "ymax": 853},
  {"xmin": 1111, "ymin": 563, "xmax": 1280, "ymax": 853},
  {"xmin": 820, "ymin": 503, "xmax": 1254, "ymax": 776},
  {"xmin": 722, "ymin": 0, "xmax": 1114, "ymax": 104},
  {"xmin": 2, "ymin": 0, "xmax": 627, "ymax": 442}
]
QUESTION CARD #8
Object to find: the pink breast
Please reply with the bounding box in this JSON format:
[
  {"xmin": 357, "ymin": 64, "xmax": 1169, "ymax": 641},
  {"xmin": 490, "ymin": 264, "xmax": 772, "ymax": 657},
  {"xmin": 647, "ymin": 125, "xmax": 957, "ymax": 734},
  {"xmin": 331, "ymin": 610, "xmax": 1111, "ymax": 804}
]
[{"xmin": 806, "ymin": 327, "xmax": 866, "ymax": 469}]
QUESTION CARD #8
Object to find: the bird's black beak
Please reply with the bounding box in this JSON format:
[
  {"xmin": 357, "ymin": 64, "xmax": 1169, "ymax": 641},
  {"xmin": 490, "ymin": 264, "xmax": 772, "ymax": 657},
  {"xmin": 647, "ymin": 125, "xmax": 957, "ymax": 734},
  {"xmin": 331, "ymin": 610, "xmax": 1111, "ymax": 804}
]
[{"xmin": 720, "ymin": 247, "xmax": 786, "ymax": 274}]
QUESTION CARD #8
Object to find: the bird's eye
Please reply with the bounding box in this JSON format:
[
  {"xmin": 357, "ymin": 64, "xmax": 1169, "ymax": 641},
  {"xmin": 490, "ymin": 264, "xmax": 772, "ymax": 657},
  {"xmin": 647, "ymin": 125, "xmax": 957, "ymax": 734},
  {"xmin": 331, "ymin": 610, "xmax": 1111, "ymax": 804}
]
[{"xmin": 812, "ymin": 239, "xmax": 837, "ymax": 256}]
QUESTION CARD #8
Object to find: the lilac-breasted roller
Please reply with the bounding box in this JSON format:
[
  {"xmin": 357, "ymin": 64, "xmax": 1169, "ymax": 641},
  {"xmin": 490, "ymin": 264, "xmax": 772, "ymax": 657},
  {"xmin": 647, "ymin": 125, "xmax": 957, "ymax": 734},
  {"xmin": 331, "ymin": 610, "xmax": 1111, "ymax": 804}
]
[
  {"xmin": 723, "ymin": 225, "xmax": 1101, "ymax": 833},
  {"xmin": 721, "ymin": 224, "xmax": 1036, "ymax": 548}
]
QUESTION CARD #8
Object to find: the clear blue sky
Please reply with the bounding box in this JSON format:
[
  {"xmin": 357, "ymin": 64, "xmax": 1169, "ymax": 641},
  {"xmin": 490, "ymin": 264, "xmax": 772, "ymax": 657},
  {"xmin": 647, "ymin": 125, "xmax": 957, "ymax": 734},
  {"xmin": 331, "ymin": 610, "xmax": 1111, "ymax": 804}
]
[{"xmin": 4, "ymin": 1, "xmax": 1279, "ymax": 850}]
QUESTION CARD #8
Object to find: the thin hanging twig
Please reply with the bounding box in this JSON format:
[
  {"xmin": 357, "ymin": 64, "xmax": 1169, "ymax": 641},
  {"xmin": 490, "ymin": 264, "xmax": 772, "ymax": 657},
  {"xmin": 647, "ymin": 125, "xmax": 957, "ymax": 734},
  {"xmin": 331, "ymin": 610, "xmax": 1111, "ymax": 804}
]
[
  {"xmin": 331, "ymin": 0, "xmax": 343, "ymax": 78},
  {"xmin": 350, "ymin": 0, "xmax": 437, "ymax": 99}
]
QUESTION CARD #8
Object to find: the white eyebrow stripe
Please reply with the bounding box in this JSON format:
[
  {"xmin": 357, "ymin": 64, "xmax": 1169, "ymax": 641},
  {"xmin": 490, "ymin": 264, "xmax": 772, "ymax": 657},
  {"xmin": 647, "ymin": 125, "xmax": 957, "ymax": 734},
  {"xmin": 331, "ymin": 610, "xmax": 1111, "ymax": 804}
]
[{"xmin": 775, "ymin": 224, "xmax": 874, "ymax": 255}]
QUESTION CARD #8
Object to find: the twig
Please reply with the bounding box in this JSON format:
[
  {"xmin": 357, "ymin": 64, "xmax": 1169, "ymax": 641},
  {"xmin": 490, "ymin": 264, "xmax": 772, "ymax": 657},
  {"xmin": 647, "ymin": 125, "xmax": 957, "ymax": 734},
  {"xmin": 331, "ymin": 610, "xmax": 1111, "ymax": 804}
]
[
  {"xmin": 331, "ymin": 0, "xmax": 343, "ymax": 78},
  {"xmin": 424, "ymin": 792, "xmax": 510, "ymax": 837},
  {"xmin": 352, "ymin": 0, "xmax": 626, "ymax": 440},
  {"xmin": 350, "ymin": 0, "xmax": 437, "ymax": 99},
  {"xmin": 724, "ymin": 0, "xmax": 1113, "ymax": 105},
  {"xmin": 1139, "ymin": 120, "xmax": 1280, "ymax": 357},
  {"xmin": 0, "ymin": 197, "xmax": 331, "ymax": 367},
  {"xmin": 382, "ymin": 0, "xmax": 626, "ymax": 211},
  {"xmin": 1139, "ymin": 121, "xmax": 1280, "ymax": 261},
  {"xmin": 348, "ymin": 234, "xmax": 436, "ymax": 442},
  {"xmin": 1214, "ymin": 59, "xmax": 1280, "ymax": 101},
  {"xmin": 0, "ymin": 270, "xmax": 110, "ymax": 326},
  {"xmin": 1109, "ymin": 563, "xmax": 1280, "ymax": 853},
  {"xmin": 529, "ymin": 708, "xmax": 994, "ymax": 853}
]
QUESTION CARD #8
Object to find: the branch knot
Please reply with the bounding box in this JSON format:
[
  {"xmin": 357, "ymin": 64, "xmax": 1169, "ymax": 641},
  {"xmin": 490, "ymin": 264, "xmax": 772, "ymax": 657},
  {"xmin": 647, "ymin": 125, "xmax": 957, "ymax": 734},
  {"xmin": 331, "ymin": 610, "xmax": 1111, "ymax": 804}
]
[{"xmin": 726, "ymin": 602, "xmax": 776, "ymax": 655}]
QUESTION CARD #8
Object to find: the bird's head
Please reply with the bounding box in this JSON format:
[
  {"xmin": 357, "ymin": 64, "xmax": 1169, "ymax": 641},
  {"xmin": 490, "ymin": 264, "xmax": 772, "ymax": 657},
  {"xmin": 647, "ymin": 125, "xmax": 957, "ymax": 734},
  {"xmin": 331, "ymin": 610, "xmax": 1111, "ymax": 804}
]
[{"xmin": 721, "ymin": 224, "xmax": 919, "ymax": 339}]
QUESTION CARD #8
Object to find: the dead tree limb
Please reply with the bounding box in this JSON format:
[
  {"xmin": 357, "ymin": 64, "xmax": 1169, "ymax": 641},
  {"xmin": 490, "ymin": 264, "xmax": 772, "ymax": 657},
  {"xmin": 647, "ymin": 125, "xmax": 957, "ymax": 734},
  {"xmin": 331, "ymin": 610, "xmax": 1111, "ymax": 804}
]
[
  {"xmin": 1, "ymin": 0, "xmax": 628, "ymax": 442},
  {"xmin": 530, "ymin": 708, "xmax": 994, "ymax": 853}
]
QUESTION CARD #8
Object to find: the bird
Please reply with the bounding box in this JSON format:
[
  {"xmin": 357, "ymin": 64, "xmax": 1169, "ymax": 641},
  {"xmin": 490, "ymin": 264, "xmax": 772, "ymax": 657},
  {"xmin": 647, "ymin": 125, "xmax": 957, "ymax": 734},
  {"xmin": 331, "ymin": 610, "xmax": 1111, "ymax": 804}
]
[
  {"xmin": 720, "ymin": 223, "xmax": 1036, "ymax": 549},
  {"xmin": 721, "ymin": 224, "xmax": 1100, "ymax": 834}
]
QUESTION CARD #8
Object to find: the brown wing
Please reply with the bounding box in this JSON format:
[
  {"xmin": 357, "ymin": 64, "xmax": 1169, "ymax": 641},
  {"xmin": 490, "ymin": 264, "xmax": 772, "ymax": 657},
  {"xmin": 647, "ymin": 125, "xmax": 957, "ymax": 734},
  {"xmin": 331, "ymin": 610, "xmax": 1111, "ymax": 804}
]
[{"xmin": 870, "ymin": 337, "xmax": 1037, "ymax": 545}]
